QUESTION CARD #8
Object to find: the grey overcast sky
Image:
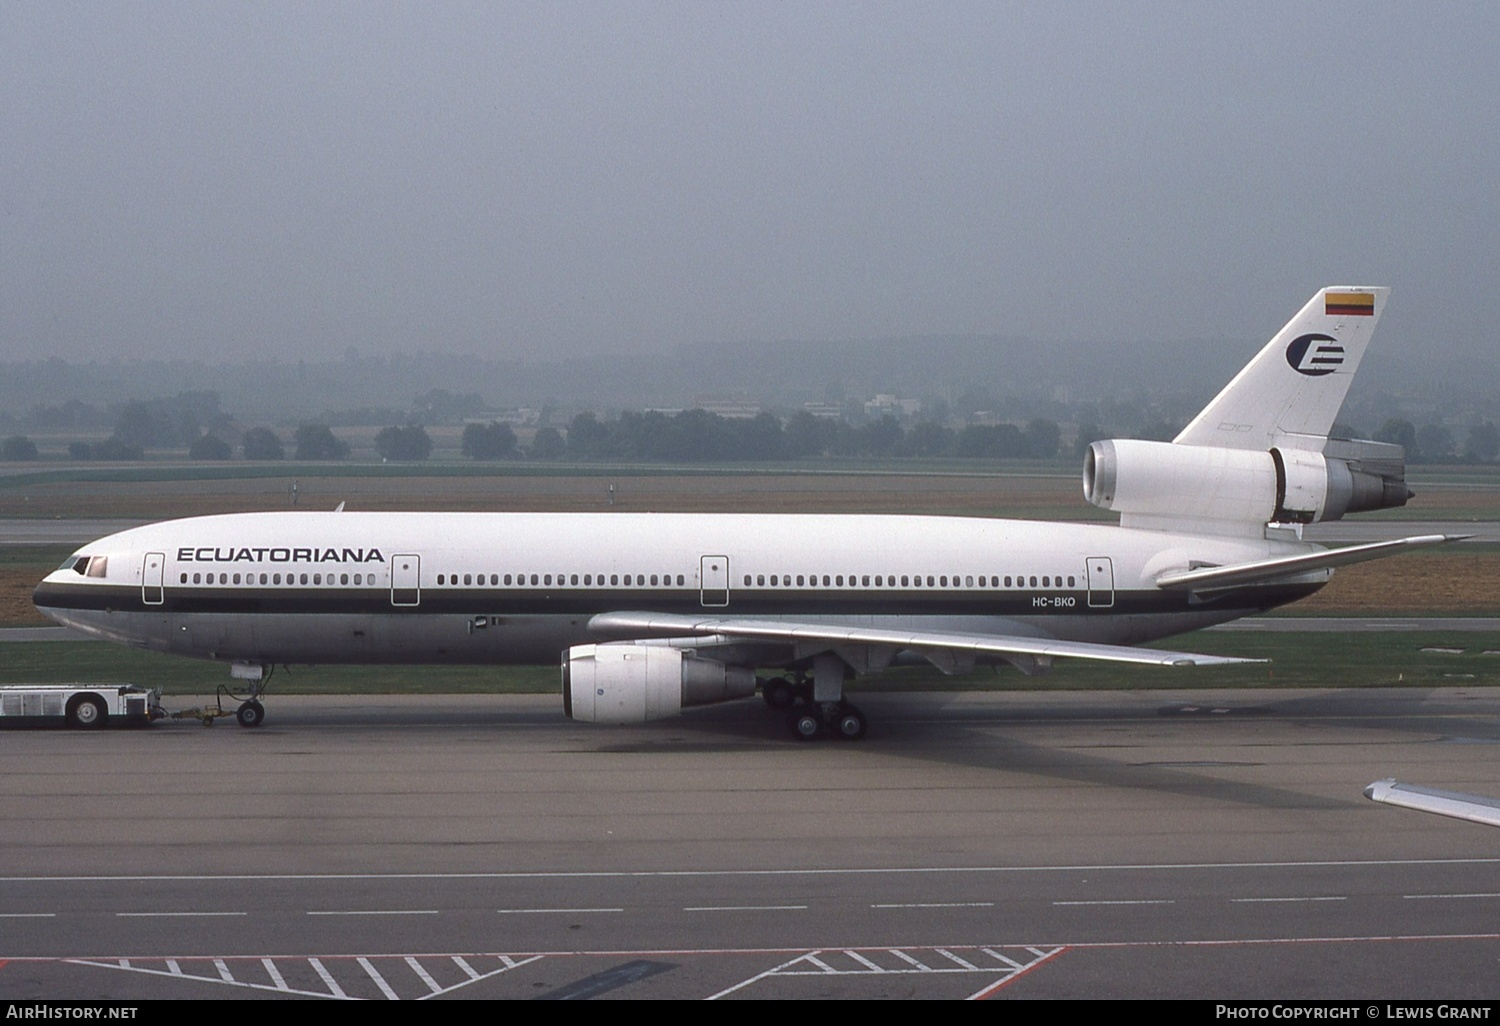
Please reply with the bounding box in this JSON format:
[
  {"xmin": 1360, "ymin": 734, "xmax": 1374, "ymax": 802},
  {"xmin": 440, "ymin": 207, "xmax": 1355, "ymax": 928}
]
[{"xmin": 2, "ymin": 1, "xmax": 1496, "ymax": 365}]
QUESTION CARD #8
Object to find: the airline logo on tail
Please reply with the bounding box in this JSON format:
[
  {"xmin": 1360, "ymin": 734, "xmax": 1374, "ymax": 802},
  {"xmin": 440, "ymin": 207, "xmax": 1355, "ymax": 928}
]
[{"xmin": 1285, "ymin": 333, "xmax": 1345, "ymax": 376}]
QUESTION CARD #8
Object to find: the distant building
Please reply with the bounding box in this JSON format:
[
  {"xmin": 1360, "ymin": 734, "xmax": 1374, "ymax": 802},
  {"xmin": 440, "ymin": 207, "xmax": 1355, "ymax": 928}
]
[
  {"xmin": 800, "ymin": 402, "xmax": 844, "ymax": 420},
  {"xmin": 689, "ymin": 398, "xmax": 762, "ymax": 420},
  {"xmin": 864, "ymin": 394, "xmax": 922, "ymax": 418},
  {"xmin": 464, "ymin": 408, "xmax": 540, "ymax": 427}
]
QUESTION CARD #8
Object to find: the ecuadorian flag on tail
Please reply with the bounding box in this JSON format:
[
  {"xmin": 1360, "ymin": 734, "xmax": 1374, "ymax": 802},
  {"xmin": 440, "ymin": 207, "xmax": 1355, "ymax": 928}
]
[{"xmin": 1325, "ymin": 291, "xmax": 1375, "ymax": 316}]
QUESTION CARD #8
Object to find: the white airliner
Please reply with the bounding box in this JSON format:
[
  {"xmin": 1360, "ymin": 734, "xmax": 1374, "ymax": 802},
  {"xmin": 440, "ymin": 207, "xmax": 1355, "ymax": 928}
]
[{"xmin": 34, "ymin": 287, "xmax": 1455, "ymax": 736}]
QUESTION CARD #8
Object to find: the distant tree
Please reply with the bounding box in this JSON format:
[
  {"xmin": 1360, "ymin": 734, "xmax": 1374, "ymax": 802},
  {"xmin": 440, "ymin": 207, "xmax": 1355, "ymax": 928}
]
[
  {"xmin": 1, "ymin": 435, "xmax": 38, "ymax": 461},
  {"xmin": 1023, "ymin": 418, "xmax": 1061, "ymax": 459},
  {"xmin": 737, "ymin": 411, "xmax": 785, "ymax": 461},
  {"xmin": 956, "ymin": 423, "xmax": 1025, "ymax": 459},
  {"xmin": 1374, "ymin": 418, "xmax": 1418, "ymax": 452},
  {"xmin": 67, "ymin": 441, "xmax": 93, "ymax": 460},
  {"xmin": 461, "ymin": 421, "xmax": 518, "ymax": 460},
  {"xmin": 783, "ymin": 410, "xmax": 831, "ymax": 458},
  {"xmin": 374, "ymin": 424, "xmax": 432, "ymax": 461},
  {"xmin": 294, "ymin": 424, "xmax": 350, "ymax": 461},
  {"xmin": 188, "ymin": 433, "xmax": 232, "ymax": 460},
  {"xmin": 111, "ymin": 401, "xmax": 173, "ymax": 450},
  {"xmin": 529, "ymin": 426, "xmax": 566, "ymax": 460},
  {"xmin": 1466, "ymin": 421, "xmax": 1499, "ymax": 463},
  {"xmin": 901, "ymin": 420, "xmax": 953, "ymax": 458},
  {"xmin": 565, "ymin": 412, "xmax": 609, "ymax": 459},
  {"xmin": 93, "ymin": 435, "xmax": 145, "ymax": 460},
  {"xmin": 241, "ymin": 427, "xmax": 286, "ymax": 460},
  {"xmin": 856, "ymin": 415, "xmax": 903, "ymax": 456},
  {"xmin": 1415, "ymin": 424, "xmax": 1454, "ymax": 464}
]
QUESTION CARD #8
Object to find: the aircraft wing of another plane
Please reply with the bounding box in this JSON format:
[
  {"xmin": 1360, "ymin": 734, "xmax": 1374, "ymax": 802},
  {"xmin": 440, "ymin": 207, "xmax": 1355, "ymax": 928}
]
[
  {"xmin": 587, "ymin": 611, "xmax": 1259, "ymax": 669},
  {"xmin": 1364, "ymin": 779, "xmax": 1500, "ymax": 828},
  {"xmin": 1153, "ymin": 534, "xmax": 1464, "ymax": 591}
]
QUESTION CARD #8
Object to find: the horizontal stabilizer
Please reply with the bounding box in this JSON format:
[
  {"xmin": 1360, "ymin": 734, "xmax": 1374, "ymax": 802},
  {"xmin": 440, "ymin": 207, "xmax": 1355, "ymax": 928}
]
[
  {"xmin": 588, "ymin": 612, "xmax": 1259, "ymax": 668},
  {"xmin": 1154, "ymin": 534, "xmax": 1464, "ymax": 591},
  {"xmin": 1364, "ymin": 779, "xmax": 1500, "ymax": 828}
]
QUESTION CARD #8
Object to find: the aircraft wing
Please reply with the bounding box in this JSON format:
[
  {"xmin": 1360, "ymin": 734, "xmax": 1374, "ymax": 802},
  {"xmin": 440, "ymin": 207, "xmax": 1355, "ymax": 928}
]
[
  {"xmin": 1154, "ymin": 534, "xmax": 1464, "ymax": 591},
  {"xmin": 587, "ymin": 611, "xmax": 1258, "ymax": 668},
  {"xmin": 1364, "ymin": 779, "xmax": 1500, "ymax": 828}
]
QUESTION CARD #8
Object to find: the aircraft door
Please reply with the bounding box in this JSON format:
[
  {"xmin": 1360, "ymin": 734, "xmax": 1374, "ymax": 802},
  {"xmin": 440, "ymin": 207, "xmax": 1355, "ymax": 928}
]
[
  {"xmin": 700, "ymin": 555, "xmax": 729, "ymax": 607},
  {"xmin": 391, "ymin": 553, "xmax": 420, "ymax": 607},
  {"xmin": 1086, "ymin": 556, "xmax": 1114, "ymax": 608},
  {"xmin": 142, "ymin": 552, "xmax": 165, "ymax": 606}
]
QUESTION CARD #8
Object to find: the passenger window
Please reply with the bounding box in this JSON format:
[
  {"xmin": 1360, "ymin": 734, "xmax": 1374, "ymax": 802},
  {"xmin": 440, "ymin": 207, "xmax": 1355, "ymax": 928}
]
[
  {"xmin": 339, "ymin": 574, "xmax": 347, "ymax": 585},
  {"xmin": 193, "ymin": 573, "xmax": 201, "ymax": 584}
]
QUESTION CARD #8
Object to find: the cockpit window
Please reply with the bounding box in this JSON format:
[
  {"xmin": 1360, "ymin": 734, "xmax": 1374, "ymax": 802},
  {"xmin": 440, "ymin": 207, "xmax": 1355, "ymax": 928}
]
[{"xmin": 64, "ymin": 555, "xmax": 109, "ymax": 577}]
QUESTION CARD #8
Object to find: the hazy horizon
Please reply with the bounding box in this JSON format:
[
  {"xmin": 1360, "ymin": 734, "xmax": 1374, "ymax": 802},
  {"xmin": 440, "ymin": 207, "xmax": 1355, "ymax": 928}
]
[{"xmin": 4, "ymin": 3, "xmax": 1498, "ymax": 372}]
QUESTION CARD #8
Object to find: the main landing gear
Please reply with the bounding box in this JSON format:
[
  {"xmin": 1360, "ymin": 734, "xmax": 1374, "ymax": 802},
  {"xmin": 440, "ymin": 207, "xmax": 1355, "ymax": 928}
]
[
  {"xmin": 785, "ymin": 700, "xmax": 867, "ymax": 741},
  {"xmin": 760, "ymin": 655, "xmax": 868, "ymax": 741}
]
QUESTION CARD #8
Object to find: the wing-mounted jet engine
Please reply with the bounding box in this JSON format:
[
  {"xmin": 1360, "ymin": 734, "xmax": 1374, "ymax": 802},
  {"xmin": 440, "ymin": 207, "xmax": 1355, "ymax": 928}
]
[{"xmin": 563, "ymin": 642, "xmax": 757, "ymax": 724}]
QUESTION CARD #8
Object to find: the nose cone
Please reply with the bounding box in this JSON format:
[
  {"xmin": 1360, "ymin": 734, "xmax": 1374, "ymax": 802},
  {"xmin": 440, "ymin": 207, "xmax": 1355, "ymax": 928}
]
[
  {"xmin": 32, "ymin": 578, "xmax": 71, "ymax": 622},
  {"xmin": 32, "ymin": 574, "xmax": 111, "ymax": 635}
]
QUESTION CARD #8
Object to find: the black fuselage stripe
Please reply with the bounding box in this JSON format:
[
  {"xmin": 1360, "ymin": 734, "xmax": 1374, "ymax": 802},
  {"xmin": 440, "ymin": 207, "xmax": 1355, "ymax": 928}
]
[{"xmin": 34, "ymin": 582, "xmax": 1320, "ymax": 618}]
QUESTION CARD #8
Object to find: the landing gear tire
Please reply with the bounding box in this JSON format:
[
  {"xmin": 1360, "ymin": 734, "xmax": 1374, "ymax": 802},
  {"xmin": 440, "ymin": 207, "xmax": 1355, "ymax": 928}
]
[
  {"xmin": 236, "ymin": 700, "xmax": 265, "ymax": 728},
  {"xmin": 762, "ymin": 677, "xmax": 796, "ymax": 710},
  {"xmin": 833, "ymin": 703, "xmax": 867, "ymax": 741},
  {"xmin": 66, "ymin": 695, "xmax": 106, "ymax": 730},
  {"xmin": 788, "ymin": 709, "xmax": 822, "ymax": 741}
]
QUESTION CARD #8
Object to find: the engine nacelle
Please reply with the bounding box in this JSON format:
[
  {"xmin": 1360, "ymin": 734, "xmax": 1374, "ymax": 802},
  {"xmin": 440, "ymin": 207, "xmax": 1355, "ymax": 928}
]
[
  {"xmin": 1084, "ymin": 438, "xmax": 1410, "ymax": 525},
  {"xmin": 562, "ymin": 643, "xmax": 757, "ymax": 723}
]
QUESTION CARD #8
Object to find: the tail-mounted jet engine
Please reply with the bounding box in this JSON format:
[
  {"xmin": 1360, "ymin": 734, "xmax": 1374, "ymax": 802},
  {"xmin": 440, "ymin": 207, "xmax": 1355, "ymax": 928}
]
[
  {"xmin": 563, "ymin": 643, "xmax": 757, "ymax": 723},
  {"xmin": 1083, "ymin": 438, "xmax": 1411, "ymax": 525}
]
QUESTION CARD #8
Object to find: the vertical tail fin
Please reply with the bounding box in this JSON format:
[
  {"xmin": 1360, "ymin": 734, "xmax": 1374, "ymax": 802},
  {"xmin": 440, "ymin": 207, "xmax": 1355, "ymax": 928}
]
[{"xmin": 1174, "ymin": 287, "xmax": 1389, "ymax": 452}]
